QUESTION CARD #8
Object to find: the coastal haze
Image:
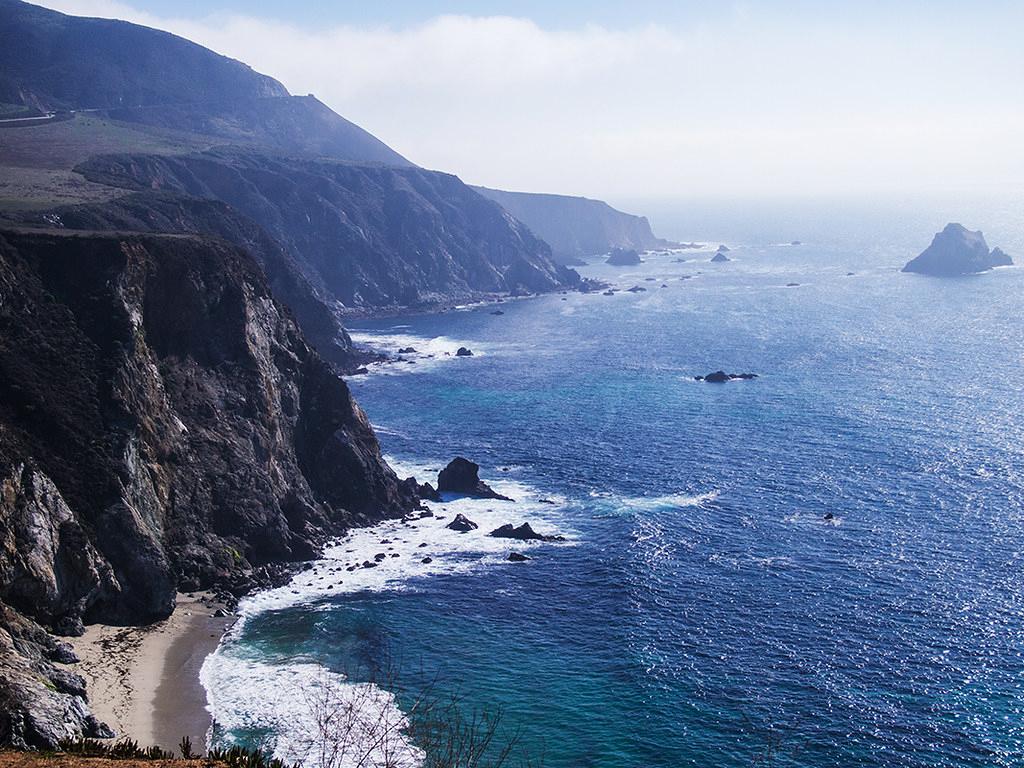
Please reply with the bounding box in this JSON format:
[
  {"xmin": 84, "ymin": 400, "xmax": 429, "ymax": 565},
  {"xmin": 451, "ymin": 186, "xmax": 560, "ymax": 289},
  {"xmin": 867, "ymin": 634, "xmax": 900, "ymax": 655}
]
[{"xmin": 0, "ymin": 1, "xmax": 1021, "ymax": 768}]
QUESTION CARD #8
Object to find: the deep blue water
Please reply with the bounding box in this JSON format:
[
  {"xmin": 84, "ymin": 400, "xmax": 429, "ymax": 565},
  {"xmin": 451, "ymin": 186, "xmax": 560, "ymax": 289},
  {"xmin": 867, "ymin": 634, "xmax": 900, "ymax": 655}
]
[{"xmin": 206, "ymin": 204, "xmax": 1024, "ymax": 767}]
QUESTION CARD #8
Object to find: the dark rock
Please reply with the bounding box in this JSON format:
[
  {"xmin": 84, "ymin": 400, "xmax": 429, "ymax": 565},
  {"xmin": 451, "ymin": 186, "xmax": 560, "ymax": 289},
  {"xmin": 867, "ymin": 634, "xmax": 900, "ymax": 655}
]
[
  {"xmin": 446, "ymin": 513, "xmax": 478, "ymax": 533},
  {"xmin": 489, "ymin": 523, "xmax": 565, "ymax": 542},
  {"xmin": 490, "ymin": 310, "xmax": 505, "ymax": 315},
  {"xmin": 398, "ymin": 347, "xmax": 417, "ymax": 354},
  {"xmin": 791, "ymin": 241, "xmax": 802, "ymax": 246},
  {"xmin": 786, "ymin": 282, "xmax": 801, "ymax": 287},
  {"xmin": 605, "ymin": 248, "xmax": 642, "ymax": 266},
  {"xmin": 710, "ymin": 252, "xmax": 730, "ymax": 263},
  {"xmin": 699, "ymin": 370, "xmax": 757, "ymax": 383},
  {"xmin": 213, "ymin": 608, "xmax": 229, "ymax": 618},
  {"xmin": 421, "ymin": 557, "xmax": 433, "ymax": 564},
  {"xmin": 507, "ymin": 552, "xmax": 531, "ymax": 562},
  {"xmin": 626, "ymin": 285, "xmax": 647, "ymax": 293},
  {"xmin": 455, "ymin": 347, "xmax": 474, "ymax": 357},
  {"xmin": 902, "ymin": 223, "xmax": 1014, "ymax": 276},
  {"xmin": 410, "ymin": 478, "xmax": 441, "ymax": 502},
  {"xmin": 437, "ymin": 458, "xmax": 513, "ymax": 501},
  {"xmin": 717, "ymin": 245, "xmax": 731, "ymax": 253}
]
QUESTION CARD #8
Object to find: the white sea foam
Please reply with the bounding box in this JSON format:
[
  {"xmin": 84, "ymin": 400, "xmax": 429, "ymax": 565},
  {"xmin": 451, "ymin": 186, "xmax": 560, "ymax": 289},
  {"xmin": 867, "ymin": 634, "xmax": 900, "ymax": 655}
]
[
  {"xmin": 593, "ymin": 490, "xmax": 719, "ymax": 513},
  {"xmin": 347, "ymin": 330, "xmax": 489, "ymax": 376},
  {"xmin": 202, "ymin": 455, "xmax": 572, "ymax": 765},
  {"xmin": 200, "ymin": 655, "xmax": 422, "ymax": 768}
]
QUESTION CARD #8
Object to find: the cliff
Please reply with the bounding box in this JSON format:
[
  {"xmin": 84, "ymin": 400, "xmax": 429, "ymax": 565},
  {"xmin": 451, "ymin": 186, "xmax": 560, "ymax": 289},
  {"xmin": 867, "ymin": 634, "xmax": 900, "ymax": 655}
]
[
  {"xmin": 76, "ymin": 150, "xmax": 580, "ymax": 311},
  {"xmin": 0, "ymin": 229, "xmax": 416, "ymax": 746},
  {"xmin": 902, "ymin": 223, "xmax": 1014, "ymax": 276},
  {"xmin": 473, "ymin": 186, "xmax": 673, "ymax": 264},
  {"xmin": 5, "ymin": 193, "xmax": 366, "ymax": 371}
]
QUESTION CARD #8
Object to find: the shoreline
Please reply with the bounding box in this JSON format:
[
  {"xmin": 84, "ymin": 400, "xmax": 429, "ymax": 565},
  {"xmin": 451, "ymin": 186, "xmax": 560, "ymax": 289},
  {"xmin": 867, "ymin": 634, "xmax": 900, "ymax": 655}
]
[{"xmin": 65, "ymin": 593, "xmax": 235, "ymax": 753}]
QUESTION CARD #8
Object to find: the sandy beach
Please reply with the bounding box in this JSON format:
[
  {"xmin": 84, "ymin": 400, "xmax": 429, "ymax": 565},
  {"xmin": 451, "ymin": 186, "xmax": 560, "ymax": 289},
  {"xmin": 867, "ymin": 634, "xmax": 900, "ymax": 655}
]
[{"xmin": 65, "ymin": 593, "xmax": 235, "ymax": 753}]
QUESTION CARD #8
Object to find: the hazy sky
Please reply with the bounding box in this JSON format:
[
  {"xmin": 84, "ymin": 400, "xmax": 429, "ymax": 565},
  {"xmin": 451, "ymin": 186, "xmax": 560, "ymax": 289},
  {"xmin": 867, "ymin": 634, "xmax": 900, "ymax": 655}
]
[{"xmin": 41, "ymin": 0, "xmax": 1024, "ymax": 202}]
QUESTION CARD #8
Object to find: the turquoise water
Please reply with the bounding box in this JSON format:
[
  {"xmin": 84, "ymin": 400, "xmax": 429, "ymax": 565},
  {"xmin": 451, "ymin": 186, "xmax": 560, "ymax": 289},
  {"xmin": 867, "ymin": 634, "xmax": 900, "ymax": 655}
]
[{"xmin": 204, "ymin": 203, "xmax": 1024, "ymax": 767}]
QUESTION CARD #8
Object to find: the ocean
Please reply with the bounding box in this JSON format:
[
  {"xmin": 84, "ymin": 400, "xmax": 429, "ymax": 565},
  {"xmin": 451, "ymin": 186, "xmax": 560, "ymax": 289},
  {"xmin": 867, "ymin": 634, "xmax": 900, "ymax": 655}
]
[{"xmin": 201, "ymin": 199, "xmax": 1024, "ymax": 767}]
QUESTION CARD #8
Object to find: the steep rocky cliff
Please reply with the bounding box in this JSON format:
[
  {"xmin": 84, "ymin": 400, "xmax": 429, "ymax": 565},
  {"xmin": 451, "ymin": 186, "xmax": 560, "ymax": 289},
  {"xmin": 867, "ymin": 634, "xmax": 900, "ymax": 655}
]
[
  {"xmin": 76, "ymin": 151, "xmax": 580, "ymax": 311},
  {"xmin": 0, "ymin": 229, "xmax": 417, "ymax": 746},
  {"xmin": 473, "ymin": 186, "xmax": 674, "ymax": 264},
  {"xmin": 6, "ymin": 192, "xmax": 367, "ymax": 371}
]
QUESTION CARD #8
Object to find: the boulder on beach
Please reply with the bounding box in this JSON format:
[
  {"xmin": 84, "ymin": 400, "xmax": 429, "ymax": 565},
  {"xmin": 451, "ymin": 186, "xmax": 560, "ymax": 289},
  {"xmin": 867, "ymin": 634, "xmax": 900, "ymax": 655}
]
[
  {"xmin": 489, "ymin": 523, "xmax": 565, "ymax": 542},
  {"xmin": 606, "ymin": 247, "xmax": 642, "ymax": 266},
  {"xmin": 902, "ymin": 223, "xmax": 1014, "ymax": 276},
  {"xmin": 446, "ymin": 513, "xmax": 478, "ymax": 533},
  {"xmin": 437, "ymin": 457, "xmax": 514, "ymax": 501}
]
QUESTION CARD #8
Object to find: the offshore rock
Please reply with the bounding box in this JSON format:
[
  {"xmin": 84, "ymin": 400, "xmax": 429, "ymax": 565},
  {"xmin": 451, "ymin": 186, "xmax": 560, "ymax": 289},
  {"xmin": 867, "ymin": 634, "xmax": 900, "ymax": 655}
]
[{"xmin": 437, "ymin": 458, "xmax": 513, "ymax": 501}]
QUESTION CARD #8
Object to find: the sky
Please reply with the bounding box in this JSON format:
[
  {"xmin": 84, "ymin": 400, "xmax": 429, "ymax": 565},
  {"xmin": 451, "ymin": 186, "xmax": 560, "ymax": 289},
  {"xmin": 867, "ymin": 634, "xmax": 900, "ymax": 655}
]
[{"xmin": 39, "ymin": 0, "xmax": 1024, "ymax": 204}]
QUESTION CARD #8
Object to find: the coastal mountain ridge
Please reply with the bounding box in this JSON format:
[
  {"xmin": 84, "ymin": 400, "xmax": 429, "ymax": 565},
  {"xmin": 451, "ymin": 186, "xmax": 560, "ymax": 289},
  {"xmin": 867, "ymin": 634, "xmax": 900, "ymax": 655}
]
[
  {"xmin": 0, "ymin": 0, "xmax": 286, "ymax": 112},
  {"xmin": 473, "ymin": 186, "xmax": 675, "ymax": 264}
]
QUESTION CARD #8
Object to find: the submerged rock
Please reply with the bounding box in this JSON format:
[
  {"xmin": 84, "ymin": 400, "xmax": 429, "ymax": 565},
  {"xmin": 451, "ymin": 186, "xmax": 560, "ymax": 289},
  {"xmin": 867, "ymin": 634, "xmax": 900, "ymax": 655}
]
[
  {"xmin": 437, "ymin": 458, "xmax": 513, "ymax": 501},
  {"xmin": 902, "ymin": 223, "xmax": 1014, "ymax": 276},
  {"xmin": 507, "ymin": 552, "xmax": 531, "ymax": 562},
  {"xmin": 710, "ymin": 251, "xmax": 730, "ymax": 263},
  {"xmin": 696, "ymin": 371, "xmax": 758, "ymax": 383}
]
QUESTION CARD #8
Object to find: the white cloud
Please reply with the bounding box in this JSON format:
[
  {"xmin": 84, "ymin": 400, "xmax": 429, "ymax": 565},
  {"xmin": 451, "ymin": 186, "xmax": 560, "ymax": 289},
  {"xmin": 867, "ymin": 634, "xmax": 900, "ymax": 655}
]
[{"xmin": 41, "ymin": 0, "xmax": 1024, "ymax": 201}]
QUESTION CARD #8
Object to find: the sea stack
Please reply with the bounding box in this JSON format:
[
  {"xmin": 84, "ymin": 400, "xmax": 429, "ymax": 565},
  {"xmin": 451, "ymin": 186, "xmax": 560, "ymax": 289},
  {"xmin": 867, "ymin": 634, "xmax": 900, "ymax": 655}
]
[
  {"xmin": 902, "ymin": 223, "xmax": 1013, "ymax": 276},
  {"xmin": 606, "ymin": 248, "xmax": 642, "ymax": 266}
]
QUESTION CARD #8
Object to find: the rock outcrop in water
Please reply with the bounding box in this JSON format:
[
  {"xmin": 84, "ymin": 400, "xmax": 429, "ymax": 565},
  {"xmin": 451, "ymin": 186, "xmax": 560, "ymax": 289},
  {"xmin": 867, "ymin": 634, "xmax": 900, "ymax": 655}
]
[
  {"xmin": 489, "ymin": 523, "xmax": 565, "ymax": 542},
  {"xmin": 696, "ymin": 371, "xmax": 758, "ymax": 382},
  {"xmin": 606, "ymin": 248, "xmax": 642, "ymax": 266},
  {"xmin": 902, "ymin": 223, "xmax": 1014, "ymax": 276},
  {"xmin": 0, "ymin": 229, "xmax": 416, "ymax": 745},
  {"xmin": 437, "ymin": 458, "xmax": 513, "ymax": 501}
]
